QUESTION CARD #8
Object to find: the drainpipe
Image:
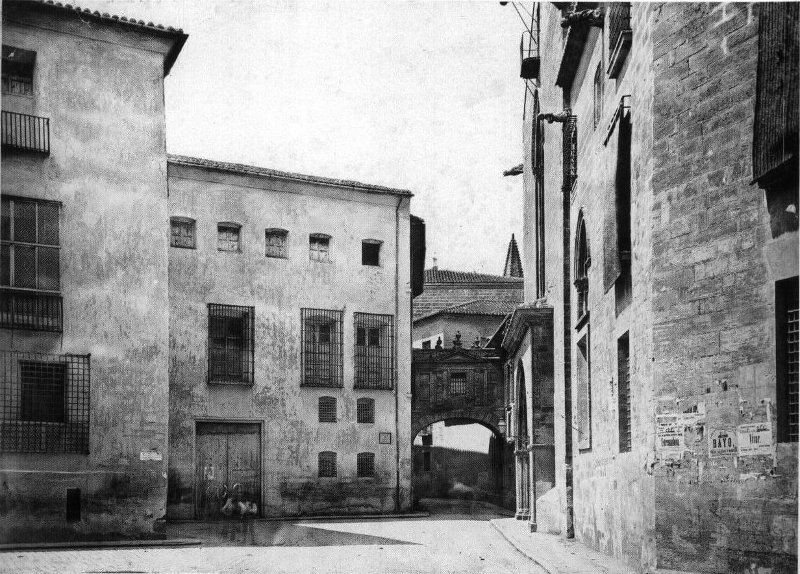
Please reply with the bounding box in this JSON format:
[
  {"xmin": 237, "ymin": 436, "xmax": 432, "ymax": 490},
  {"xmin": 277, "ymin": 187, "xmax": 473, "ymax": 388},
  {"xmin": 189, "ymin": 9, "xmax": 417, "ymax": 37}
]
[{"xmin": 394, "ymin": 195, "xmax": 402, "ymax": 512}]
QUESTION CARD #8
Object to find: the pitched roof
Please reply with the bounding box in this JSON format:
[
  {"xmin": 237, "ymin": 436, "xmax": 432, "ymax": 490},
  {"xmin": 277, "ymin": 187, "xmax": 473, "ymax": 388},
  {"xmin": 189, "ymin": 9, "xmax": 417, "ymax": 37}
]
[
  {"xmin": 503, "ymin": 234, "xmax": 524, "ymax": 278},
  {"xmin": 10, "ymin": 1, "xmax": 187, "ymax": 75},
  {"xmin": 415, "ymin": 299, "xmax": 519, "ymax": 322},
  {"xmin": 424, "ymin": 268, "xmax": 524, "ymax": 285},
  {"xmin": 168, "ymin": 154, "xmax": 413, "ymax": 197}
]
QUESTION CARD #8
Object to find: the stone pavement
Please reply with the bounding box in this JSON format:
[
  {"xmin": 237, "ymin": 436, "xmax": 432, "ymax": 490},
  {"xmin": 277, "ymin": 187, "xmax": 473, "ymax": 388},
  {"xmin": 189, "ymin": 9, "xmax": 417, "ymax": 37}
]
[{"xmin": 490, "ymin": 518, "xmax": 640, "ymax": 574}]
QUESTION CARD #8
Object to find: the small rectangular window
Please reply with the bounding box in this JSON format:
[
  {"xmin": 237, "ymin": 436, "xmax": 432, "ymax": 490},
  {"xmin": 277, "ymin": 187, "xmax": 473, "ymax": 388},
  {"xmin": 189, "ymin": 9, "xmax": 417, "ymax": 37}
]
[
  {"xmin": 423, "ymin": 451, "xmax": 431, "ymax": 472},
  {"xmin": 265, "ymin": 228, "xmax": 288, "ymax": 259},
  {"xmin": 617, "ymin": 333, "xmax": 631, "ymax": 453},
  {"xmin": 450, "ymin": 372, "xmax": 467, "ymax": 395},
  {"xmin": 357, "ymin": 397, "xmax": 375, "ymax": 423},
  {"xmin": 357, "ymin": 452, "xmax": 375, "ymax": 478},
  {"xmin": 2, "ymin": 46, "xmax": 35, "ymax": 96},
  {"xmin": 362, "ymin": 240, "xmax": 381, "ymax": 266},
  {"xmin": 318, "ymin": 451, "xmax": 337, "ymax": 478},
  {"xmin": 218, "ymin": 223, "xmax": 241, "ymax": 252},
  {"xmin": 170, "ymin": 217, "xmax": 195, "ymax": 249},
  {"xmin": 310, "ymin": 234, "xmax": 330, "ymax": 262},
  {"xmin": 319, "ymin": 396, "xmax": 337, "ymax": 423}
]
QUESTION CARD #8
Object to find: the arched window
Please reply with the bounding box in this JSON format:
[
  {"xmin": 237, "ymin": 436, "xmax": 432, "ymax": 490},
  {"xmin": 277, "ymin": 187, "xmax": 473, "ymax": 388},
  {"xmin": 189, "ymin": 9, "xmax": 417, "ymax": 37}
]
[
  {"xmin": 516, "ymin": 361, "xmax": 528, "ymax": 442},
  {"xmin": 575, "ymin": 213, "xmax": 590, "ymax": 322},
  {"xmin": 318, "ymin": 451, "xmax": 337, "ymax": 477}
]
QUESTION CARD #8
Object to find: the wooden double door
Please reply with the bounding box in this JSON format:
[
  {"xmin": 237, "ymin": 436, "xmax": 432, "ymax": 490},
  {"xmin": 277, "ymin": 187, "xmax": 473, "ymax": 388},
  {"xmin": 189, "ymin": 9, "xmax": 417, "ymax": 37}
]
[{"xmin": 195, "ymin": 422, "xmax": 261, "ymax": 519}]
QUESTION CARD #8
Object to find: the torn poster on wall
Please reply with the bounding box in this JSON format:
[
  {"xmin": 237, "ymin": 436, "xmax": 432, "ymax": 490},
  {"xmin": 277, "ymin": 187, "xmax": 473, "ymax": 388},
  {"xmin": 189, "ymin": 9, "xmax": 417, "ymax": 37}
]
[
  {"xmin": 736, "ymin": 422, "xmax": 773, "ymax": 457},
  {"xmin": 656, "ymin": 414, "xmax": 685, "ymax": 460},
  {"xmin": 709, "ymin": 428, "xmax": 737, "ymax": 457}
]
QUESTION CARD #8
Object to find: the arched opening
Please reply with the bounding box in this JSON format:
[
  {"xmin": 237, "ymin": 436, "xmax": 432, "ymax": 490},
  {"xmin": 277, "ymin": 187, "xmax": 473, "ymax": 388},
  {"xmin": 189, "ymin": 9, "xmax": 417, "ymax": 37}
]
[
  {"xmin": 515, "ymin": 360, "xmax": 531, "ymax": 520},
  {"xmin": 574, "ymin": 212, "xmax": 590, "ymax": 323},
  {"xmin": 411, "ymin": 417, "xmax": 508, "ymax": 514}
]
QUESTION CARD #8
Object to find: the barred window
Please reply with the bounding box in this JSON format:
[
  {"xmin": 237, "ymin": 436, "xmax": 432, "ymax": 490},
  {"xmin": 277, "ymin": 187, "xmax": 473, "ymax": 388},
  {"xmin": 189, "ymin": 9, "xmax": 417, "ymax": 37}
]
[
  {"xmin": 309, "ymin": 233, "xmax": 330, "ymax": 262},
  {"xmin": 354, "ymin": 313, "xmax": 395, "ymax": 390},
  {"xmin": 208, "ymin": 304, "xmax": 254, "ymax": 384},
  {"xmin": 218, "ymin": 222, "xmax": 241, "ymax": 252},
  {"xmin": 777, "ymin": 277, "xmax": 799, "ymax": 442},
  {"xmin": 2, "ymin": 46, "xmax": 35, "ymax": 96},
  {"xmin": 318, "ymin": 451, "xmax": 337, "ymax": 477},
  {"xmin": 265, "ymin": 228, "xmax": 288, "ymax": 259},
  {"xmin": 617, "ymin": 333, "xmax": 631, "ymax": 453},
  {"xmin": 301, "ymin": 308, "xmax": 343, "ymax": 387},
  {"xmin": 362, "ymin": 240, "xmax": 381, "ymax": 266},
  {"xmin": 357, "ymin": 397, "xmax": 375, "ymax": 423},
  {"xmin": 0, "ymin": 351, "xmax": 90, "ymax": 454},
  {"xmin": 170, "ymin": 217, "xmax": 195, "ymax": 249},
  {"xmin": 450, "ymin": 372, "xmax": 467, "ymax": 395},
  {"xmin": 356, "ymin": 452, "xmax": 375, "ymax": 478},
  {"xmin": 319, "ymin": 396, "xmax": 337, "ymax": 423}
]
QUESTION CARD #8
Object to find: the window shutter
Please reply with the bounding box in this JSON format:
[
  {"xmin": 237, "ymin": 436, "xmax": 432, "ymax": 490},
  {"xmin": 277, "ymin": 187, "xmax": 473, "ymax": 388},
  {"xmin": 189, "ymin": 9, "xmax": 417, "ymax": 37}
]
[{"xmin": 603, "ymin": 111, "xmax": 623, "ymax": 293}]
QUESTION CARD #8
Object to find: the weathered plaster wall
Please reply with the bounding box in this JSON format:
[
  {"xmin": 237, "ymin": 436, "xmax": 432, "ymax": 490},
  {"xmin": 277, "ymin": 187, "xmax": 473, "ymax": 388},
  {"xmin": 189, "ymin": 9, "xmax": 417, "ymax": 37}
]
[
  {"xmin": 167, "ymin": 163, "xmax": 412, "ymax": 518},
  {"xmin": 0, "ymin": 12, "xmax": 174, "ymax": 540},
  {"xmin": 650, "ymin": 4, "xmax": 797, "ymax": 572}
]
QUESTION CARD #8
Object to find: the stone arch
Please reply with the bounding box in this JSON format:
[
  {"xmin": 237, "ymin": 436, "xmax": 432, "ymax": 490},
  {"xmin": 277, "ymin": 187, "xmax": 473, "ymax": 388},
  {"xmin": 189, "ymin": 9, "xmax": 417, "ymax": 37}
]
[{"xmin": 411, "ymin": 408, "xmax": 505, "ymax": 442}]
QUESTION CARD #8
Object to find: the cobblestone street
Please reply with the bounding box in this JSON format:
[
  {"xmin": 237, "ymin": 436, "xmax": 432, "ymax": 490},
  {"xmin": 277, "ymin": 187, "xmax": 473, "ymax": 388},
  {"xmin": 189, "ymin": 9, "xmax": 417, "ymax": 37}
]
[{"xmin": 1, "ymin": 502, "xmax": 545, "ymax": 574}]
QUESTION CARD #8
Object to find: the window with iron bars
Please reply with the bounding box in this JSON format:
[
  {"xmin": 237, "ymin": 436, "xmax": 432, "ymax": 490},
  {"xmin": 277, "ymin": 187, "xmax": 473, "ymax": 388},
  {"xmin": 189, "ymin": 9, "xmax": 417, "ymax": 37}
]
[
  {"xmin": 617, "ymin": 332, "xmax": 631, "ymax": 453},
  {"xmin": 0, "ymin": 351, "xmax": 90, "ymax": 453},
  {"xmin": 356, "ymin": 452, "xmax": 375, "ymax": 478},
  {"xmin": 218, "ymin": 223, "xmax": 241, "ymax": 252},
  {"xmin": 357, "ymin": 397, "xmax": 375, "ymax": 423},
  {"xmin": 318, "ymin": 396, "xmax": 337, "ymax": 423},
  {"xmin": 1, "ymin": 196, "xmax": 62, "ymax": 332},
  {"xmin": 318, "ymin": 451, "xmax": 337, "ymax": 477},
  {"xmin": 170, "ymin": 217, "xmax": 196, "ymax": 249},
  {"xmin": 354, "ymin": 313, "xmax": 395, "ymax": 390},
  {"xmin": 208, "ymin": 304, "xmax": 254, "ymax": 385},
  {"xmin": 607, "ymin": 3, "xmax": 632, "ymax": 79},
  {"xmin": 777, "ymin": 276, "xmax": 799, "ymax": 442},
  {"xmin": 2, "ymin": 46, "xmax": 34, "ymax": 97},
  {"xmin": 301, "ymin": 308, "xmax": 343, "ymax": 387},
  {"xmin": 450, "ymin": 372, "xmax": 467, "ymax": 396}
]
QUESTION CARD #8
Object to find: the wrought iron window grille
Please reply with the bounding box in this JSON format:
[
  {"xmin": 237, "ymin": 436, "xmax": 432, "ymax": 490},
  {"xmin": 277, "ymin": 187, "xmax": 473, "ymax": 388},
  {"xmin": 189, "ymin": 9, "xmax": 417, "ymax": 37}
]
[
  {"xmin": 607, "ymin": 3, "xmax": 632, "ymax": 78},
  {"xmin": 356, "ymin": 452, "xmax": 375, "ymax": 478},
  {"xmin": 318, "ymin": 451, "xmax": 337, "ymax": 477},
  {"xmin": 354, "ymin": 312, "xmax": 395, "ymax": 390},
  {"xmin": 357, "ymin": 397, "xmax": 375, "ymax": 423},
  {"xmin": 318, "ymin": 396, "xmax": 337, "ymax": 423},
  {"xmin": 207, "ymin": 303, "xmax": 255, "ymax": 385},
  {"xmin": 301, "ymin": 308, "xmax": 344, "ymax": 388},
  {"xmin": 0, "ymin": 351, "xmax": 90, "ymax": 454}
]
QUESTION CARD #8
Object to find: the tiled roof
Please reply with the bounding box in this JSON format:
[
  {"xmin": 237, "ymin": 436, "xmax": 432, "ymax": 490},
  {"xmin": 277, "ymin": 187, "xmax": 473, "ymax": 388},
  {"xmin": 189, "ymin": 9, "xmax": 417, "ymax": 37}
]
[
  {"xmin": 415, "ymin": 299, "xmax": 519, "ymax": 322},
  {"xmin": 10, "ymin": 1, "xmax": 187, "ymax": 75},
  {"xmin": 424, "ymin": 268, "xmax": 524, "ymax": 285},
  {"xmin": 412, "ymin": 287, "xmax": 523, "ymax": 322},
  {"xmin": 168, "ymin": 154, "xmax": 413, "ymax": 197}
]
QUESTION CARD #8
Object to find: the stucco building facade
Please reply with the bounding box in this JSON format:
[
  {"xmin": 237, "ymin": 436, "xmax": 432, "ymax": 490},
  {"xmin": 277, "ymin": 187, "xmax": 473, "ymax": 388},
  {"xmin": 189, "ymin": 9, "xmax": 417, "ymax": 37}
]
[
  {"xmin": 165, "ymin": 155, "xmax": 413, "ymax": 519},
  {"xmin": 503, "ymin": 2, "xmax": 797, "ymax": 572},
  {"xmin": 0, "ymin": 1, "xmax": 186, "ymax": 540}
]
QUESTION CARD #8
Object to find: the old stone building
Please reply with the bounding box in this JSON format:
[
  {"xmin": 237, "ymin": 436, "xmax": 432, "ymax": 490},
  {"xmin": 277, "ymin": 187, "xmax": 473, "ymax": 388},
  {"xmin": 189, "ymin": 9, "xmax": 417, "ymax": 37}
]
[
  {"xmin": 0, "ymin": 1, "xmax": 186, "ymax": 540},
  {"xmin": 412, "ymin": 243, "xmax": 524, "ymax": 349},
  {"xmin": 503, "ymin": 2, "xmax": 797, "ymax": 572},
  {"xmin": 165, "ymin": 155, "xmax": 413, "ymax": 519}
]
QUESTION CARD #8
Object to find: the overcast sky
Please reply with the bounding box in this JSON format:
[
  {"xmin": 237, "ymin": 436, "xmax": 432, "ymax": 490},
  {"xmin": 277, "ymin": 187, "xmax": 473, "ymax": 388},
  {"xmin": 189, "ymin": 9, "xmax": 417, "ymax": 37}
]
[{"xmin": 87, "ymin": 0, "xmax": 526, "ymax": 275}]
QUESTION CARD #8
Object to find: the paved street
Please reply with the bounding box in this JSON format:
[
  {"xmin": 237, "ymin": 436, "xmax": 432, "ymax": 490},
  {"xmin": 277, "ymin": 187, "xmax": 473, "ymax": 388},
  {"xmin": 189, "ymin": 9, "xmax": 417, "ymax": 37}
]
[{"xmin": 0, "ymin": 501, "xmax": 545, "ymax": 574}]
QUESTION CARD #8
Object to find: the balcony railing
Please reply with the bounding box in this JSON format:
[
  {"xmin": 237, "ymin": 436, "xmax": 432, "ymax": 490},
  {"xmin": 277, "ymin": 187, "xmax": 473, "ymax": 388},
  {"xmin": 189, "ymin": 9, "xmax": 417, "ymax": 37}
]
[
  {"xmin": 607, "ymin": 3, "xmax": 632, "ymax": 79},
  {"xmin": 0, "ymin": 289, "xmax": 63, "ymax": 332},
  {"xmin": 2, "ymin": 110, "xmax": 50, "ymax": 155},
  {"xmin": 0, "ymin": 350, "xmax": 90, "ymax": 454}
]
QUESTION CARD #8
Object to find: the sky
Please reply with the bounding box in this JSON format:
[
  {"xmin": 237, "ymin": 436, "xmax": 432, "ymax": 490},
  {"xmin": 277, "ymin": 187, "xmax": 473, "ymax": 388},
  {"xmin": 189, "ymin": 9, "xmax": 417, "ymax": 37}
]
[
  {"xmin": 84, "ymin": 0, "xmax": 526, "ymax": 275},
  {"xmin": 413, "ymin": 421, "xmax": 493, "ymax": 453}
]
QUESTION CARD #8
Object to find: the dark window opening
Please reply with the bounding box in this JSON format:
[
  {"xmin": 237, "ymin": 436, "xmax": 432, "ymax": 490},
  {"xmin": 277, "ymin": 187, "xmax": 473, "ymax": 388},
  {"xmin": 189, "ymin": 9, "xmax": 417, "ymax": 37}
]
[
  {"xmin": 354, "ymin": 313, "xmax": 395, "ymax": 390},
  {"xmin": 318, "ymin": 396, "xmax": 337, "ymax": 423},
  {"xmin": 777, "ymin": 276, "xmax": 799, "ymax": 442},
  {"xmin": 362, "ymin": 240, "xmax": 381, "ymax": 266},
  {"xmin": 357, "ymin": 397, "xmax": 375, "ymax": 423},
  {"xmin": 423, "ymin": 451, "xmax": 431, "ymax": 472},
  {"xmin": 20, "ymin": 361, "xmax": 65, "ymax": 423},
  {"xmin": 318, "ymin": 451, "xmax": 337, "ymax": 478},
  {"xmin": 301, "ymin": 308, "xmax": 343, "ymax": 387},
  {"xmin": 208, "ymin": 304, "xmax": 254, "ymax": 384},
  {"xmin": 170, "ymin": 217, "xmax": 196, "ymax": 249},
  {"xmin": 357, "ymin": 452, "xmax": 375, "ymax": 478},
  {"xmin": 617, "ymin": 333, "xmax": 631, "ymax": 453},
  {"xmin": 2, "ymin": 46, "xmax": 35, "ymax": 96},
  {"xmin": 421, "ymin": 340, "xmax": 431, "ymax": 350},
  {"xmin": 615, "ymin": 109, "xmax": 633, "ymax": 315},
  {"xmin": 66, "ymin": 488, "xmax": 81, "ymax": 522},
  {"xmin": 450, "ymin": 372, "xmax": 467, "ymax": 396},
  {"xmin": 575, "ymin": 216, "xmax": 590, "ymax": 323}
]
